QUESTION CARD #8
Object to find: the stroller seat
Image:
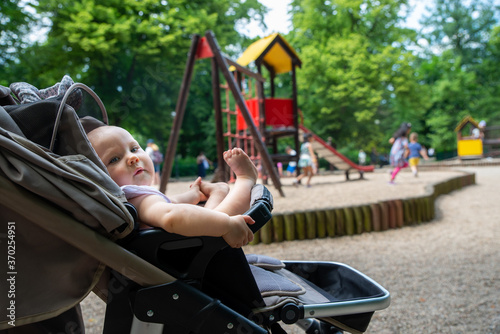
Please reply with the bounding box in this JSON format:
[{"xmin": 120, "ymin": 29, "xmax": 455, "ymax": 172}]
[{"xmin": 0, "ymin": 82, "xmax": 389, "ymax": 334}]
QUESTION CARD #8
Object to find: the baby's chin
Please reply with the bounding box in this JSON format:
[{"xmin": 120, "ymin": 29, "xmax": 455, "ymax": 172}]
[
  {"xmin": 130, "ymin": 180, "xmax": 153, "ymax": 187},
  {"xmin": 132, "ymin": 176, "xmax": 154, "ymax": 187}
]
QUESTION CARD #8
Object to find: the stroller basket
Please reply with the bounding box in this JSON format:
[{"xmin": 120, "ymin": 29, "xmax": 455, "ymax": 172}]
[{"xmin": 282, "ymin": 261, "xmax": 390, "ymax": 333}]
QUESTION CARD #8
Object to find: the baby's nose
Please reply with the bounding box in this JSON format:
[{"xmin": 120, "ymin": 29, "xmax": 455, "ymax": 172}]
[{"xmin": 128, "ymin": 154, "xmax": 139, "ymax": 165}]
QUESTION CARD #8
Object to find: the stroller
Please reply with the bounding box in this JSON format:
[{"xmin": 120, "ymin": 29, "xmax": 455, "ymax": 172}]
[{"xmin": 0, "ymin": 82, "xmax": 390, "ymax": 334}]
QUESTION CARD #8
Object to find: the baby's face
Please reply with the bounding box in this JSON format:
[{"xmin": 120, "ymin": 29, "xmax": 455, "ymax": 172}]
[{"xmin": 88, "ymin": 126, "xmax": 155, "ymax": 187}]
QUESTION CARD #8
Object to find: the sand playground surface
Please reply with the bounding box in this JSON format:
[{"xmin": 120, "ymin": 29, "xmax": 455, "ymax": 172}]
[{"xmin": 165, "ymin": 167, "xmax": 464, "ymax": 214}]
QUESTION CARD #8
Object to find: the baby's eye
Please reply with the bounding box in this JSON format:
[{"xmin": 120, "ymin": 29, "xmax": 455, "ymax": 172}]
[
  {"xmin": 109, "ymin": 157, "xmax": 120, "ymax": 164},
  {"xmin": 131, "ymin": 146, "xmax": 140, "ymax": 153}
]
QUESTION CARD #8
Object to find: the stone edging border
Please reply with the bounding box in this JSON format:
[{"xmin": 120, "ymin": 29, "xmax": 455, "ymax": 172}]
[{"xmin": 250, "ymin": 171, "xmax": 476, "ymax": 245}]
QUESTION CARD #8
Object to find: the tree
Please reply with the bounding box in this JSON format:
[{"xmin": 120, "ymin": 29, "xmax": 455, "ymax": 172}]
[
  {"xmin": 3, "ymin": 0, "xmax": 266, "ymax": 161},
  {"xmin": 418, "ymin": 0, "xmax": 500, "ymax": 151},
  {"xmin": 474, "ymin": 25, "xmax": 500, "ymax": 125},
  {"xmin": 420, "ymin": 0, "xmax": 499, "ymax": 66},
  {"xmin": 287, "ymin": 0, "xmax": 426, "ymax": 152},
  {"xmin": 419, "ymin": 52, "xmax": 479, "ymax": 151},
  {"xmin": 0, "ymin": 0, "xmax": 35, "ymax": 77}
]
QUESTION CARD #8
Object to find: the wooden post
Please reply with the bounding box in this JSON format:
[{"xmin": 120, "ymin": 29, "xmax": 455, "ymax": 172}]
[
  {"xmin": 256, "ymin": 62, "xmax": 269, "ymax": 184},
  {"xmin": 160, "ymin": 34, "xmax": 200, "ymax": 193},
  {"xmin": 211, "ymin": 57, "xmax": 228, "ymax": 182},
  {"xmin": 291, "ymin": 61, "xmax": 300, "ymax": 175}
]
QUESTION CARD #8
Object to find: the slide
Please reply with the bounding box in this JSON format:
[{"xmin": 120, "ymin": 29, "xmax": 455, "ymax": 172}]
[{"xmin": 299, "ymin": 125, "xmax": 374, "ymax": 179}]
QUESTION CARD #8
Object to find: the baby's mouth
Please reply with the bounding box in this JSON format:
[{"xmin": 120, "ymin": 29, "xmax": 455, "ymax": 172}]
[{"xmin": 134, "ymin": 167, "xmax": 145, "ymax": 176}]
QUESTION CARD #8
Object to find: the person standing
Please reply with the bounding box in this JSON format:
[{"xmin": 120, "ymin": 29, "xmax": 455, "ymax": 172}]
[
  {"xmin": 146, "ymin": 139, "xmax": 162, "ymax": 185},
  {"xmin": 197, "ymin": 151, "xmax": 211, "ymax": 179},
  {"xmin": 293, "ymin": 133, "xmax": 316, "ymax": 188},
  {"xmin": 285, "ymin": 145, "xmax": 297, "ymax": 176},
  {"xmin": 358, "ymin": 149, "xmax": 367, "ymax": 165}
]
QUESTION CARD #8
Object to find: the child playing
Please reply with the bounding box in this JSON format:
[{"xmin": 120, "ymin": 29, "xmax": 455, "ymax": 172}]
[
  {"xmin": 388, "ymin": 122, "xmax": 411, "ymax": 184},
  {"xmin": 408, "ymin": 132, "xmax": 429, "ymax": 177},
  {"xmin": 293, "ymin": 133, "xmax": 316, "ymax": 188},
  {"xmin": 87, "ymin": 125, "xmax": 258, "ymax": 248},
  {"xmin": 285, "ymin": 145, "xmax": 297, "ymax": 176}
]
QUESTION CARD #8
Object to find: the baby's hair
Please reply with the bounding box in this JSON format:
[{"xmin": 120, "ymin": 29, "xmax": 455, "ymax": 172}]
[{"xmin": 410, "ymin": 132, "xmax": 418, "ymax": 141}]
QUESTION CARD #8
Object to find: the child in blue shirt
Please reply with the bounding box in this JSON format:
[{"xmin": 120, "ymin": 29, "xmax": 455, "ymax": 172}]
[{"xmin": 408, "ymin": 132, "xmax": 429, "ymax": 177}]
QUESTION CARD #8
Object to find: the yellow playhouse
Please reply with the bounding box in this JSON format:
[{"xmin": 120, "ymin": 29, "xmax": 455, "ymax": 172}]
[{"xmin": 455, "ymin": 116, "xmax": 483, "ymax": 158}]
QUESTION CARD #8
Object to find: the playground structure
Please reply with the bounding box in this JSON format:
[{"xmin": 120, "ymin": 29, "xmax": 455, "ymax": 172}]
[
  {"xmin": 299, "ymin": 125, "xmax": 374, "ymax": 179},
  {"xmin": 234, "ymin": 33, "xmax": 373, "ymax": 179},
  {"xmin": 159, "ymin": 31, "xmax": 285, "ymax": 196},
  {"xmin": 454, "ymin": 116, "xmax": 500, "ymax": 159},
  {"xmin": 455, "ymin": 116, "xmax": 483, "ymax": 159},
  {"xmin": 159, "ymin": 31, "xmax": 374, "ymax": 196}
]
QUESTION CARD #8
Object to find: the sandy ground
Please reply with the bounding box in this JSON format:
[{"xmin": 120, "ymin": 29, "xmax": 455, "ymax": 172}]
[
  {"xmin": 80, "ymin": 166, "xmax": 500, "ymax": 333},
  {"xmin": 166, "ymin": 168, "xmax": 465, "ymax": 214}
]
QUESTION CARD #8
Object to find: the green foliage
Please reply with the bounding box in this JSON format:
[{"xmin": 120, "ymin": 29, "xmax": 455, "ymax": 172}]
[
  {"xmin": 420, "ymin": 0, "xmax": 498, "ymax": 65},
  {"xmin": 2, "ymin": 0, "xmax": 265, "ymax": 163},
  {"xmin": 170, "ymin": 156, "xmax": 198, "ymax": 178},
  {"xmin": 288, "ymin": 0, "xmax": 426, "ymax": 153},
  {"xmin": 420, "ymin": 52, "xmax": 478, "ymax": 150},
  {"xmin": 417, "ymin": 0, "xmax": 500, "ymax": 151},
  {"xmin": 2, "ymin": 0, "xmax": 500, "ymax": 168},
  {"xmin": 0, "ymin": 0, "xmax": 34, "ymax": 65}
]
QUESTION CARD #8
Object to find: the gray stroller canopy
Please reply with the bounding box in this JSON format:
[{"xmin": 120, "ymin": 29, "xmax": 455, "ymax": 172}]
[{"xmin": 0, "ymin": 86, "xmax": 134, "ymax": 328}]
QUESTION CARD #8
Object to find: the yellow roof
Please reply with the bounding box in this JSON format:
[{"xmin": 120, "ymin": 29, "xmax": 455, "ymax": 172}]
[
  {"xmin": 236, "ymin": 33, "xmax": 301, "ymax": 74},
  {"xmin": 455, "ymin": 116, "xmax": 479, "ymax": 132}
]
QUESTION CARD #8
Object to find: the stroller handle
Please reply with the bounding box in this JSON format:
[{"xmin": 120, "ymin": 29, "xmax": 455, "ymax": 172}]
[
  {"xmin": 244, "ymin": 200, "xmax": 272, "ymax": 233},
  {"xmin": 245, "ymin": 184, "xmax": 273, "ymax": 233}
]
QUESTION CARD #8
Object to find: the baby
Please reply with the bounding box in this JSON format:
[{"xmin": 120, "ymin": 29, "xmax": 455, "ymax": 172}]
[{"xmin": 87, "ymin": 125, "xmax": 258, "ymax": 248}]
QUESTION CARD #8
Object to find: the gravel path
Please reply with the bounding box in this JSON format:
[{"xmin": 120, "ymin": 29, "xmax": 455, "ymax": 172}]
[
  {"xmin": 248, "ymin": 167, "xmax": 500, "ymax": 333},
  {"xmin": 81, "ymin": 167, "xmax": 500, "ymax": 333}
]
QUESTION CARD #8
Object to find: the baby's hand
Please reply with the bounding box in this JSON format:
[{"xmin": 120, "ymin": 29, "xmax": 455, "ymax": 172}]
[{"xmin": 222, "ymin": 215, "xmax": 255, "ymax": 248}]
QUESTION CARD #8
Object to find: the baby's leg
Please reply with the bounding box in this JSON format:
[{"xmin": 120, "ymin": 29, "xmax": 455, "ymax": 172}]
[
  {"xmin": 200, "ymin": 181, "xmax": 230, "ymax": 209},
  {"xmin": 213, "ymin": 148, "xmax": 258, "ymax": 216}
]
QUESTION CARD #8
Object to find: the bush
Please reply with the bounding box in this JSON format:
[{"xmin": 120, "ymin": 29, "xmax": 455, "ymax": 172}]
[{"xmin": 169, "ymin": 156, "xmax": 198, "ymax": 178}]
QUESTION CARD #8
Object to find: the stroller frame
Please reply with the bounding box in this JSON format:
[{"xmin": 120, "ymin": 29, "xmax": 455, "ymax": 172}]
[{"xmin": 0, "ymin": 83, "xmax": 389, "ymax": 334}]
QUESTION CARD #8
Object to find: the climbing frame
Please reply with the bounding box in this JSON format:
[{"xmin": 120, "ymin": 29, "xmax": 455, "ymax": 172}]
[{"xmin": 160, "ymin": 31, "xmax": 284, "ymax": 196}]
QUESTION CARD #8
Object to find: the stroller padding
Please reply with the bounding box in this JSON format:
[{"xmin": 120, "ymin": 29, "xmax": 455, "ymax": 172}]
[
  {"xmin": 0, "ymin": 106, "xmax": 24, "ymax": 136},
  {"xmin": 247, "ymin": 253, "xmax": 285, "ymax": 270},
  {"xmin": 249, "ymin": 265, "xmax": 306, "ymax": 297}
]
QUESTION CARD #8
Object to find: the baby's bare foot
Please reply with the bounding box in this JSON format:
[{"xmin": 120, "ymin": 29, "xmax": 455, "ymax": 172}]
[
  {"xmin": 200, "ymin": 181, "xmax": 230, "ymax": 197},
  {"xmin": 189, "ymin": 176, "xmax": 202, "ymax": 189},
  {"xmin": 224, "ymin": 148, "xmax": 258, "ymax": 182}
]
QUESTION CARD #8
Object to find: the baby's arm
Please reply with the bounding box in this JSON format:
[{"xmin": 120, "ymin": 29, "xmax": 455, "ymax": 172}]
[{"xmin": 130, "ymin": 194, "xmax": 254, "ymax": 248}]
